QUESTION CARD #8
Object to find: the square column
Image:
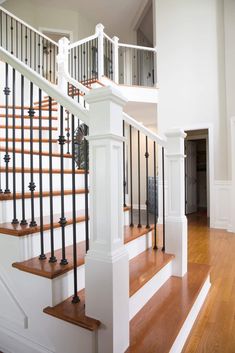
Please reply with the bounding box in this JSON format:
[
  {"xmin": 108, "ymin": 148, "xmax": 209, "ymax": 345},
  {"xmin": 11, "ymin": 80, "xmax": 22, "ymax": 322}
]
[
  {"xmin": 165, "ymin": 129, "xmax": 187, "ymax": 277},
  {"xmin": 85, "ymin": 86, "xmax": 129, "ymax": 353}
]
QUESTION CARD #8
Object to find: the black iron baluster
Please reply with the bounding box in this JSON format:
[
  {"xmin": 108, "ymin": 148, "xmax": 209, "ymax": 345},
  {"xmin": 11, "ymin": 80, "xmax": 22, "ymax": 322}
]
[
  {"xmin": 0, "ymin": 11, "xmax": 2, "ymax": 46},
  {"xmin": 28, "ymin": 82, "xmax": 37, "ymax": 227},
  {"xmin": 20, "ymin": 23, "xmax": 23, "ymax": 62},
  {"xmin": 11, "ymin": 68, "xmax": 18, "ymax": 224},
  {"xmin": 29, "ymin": 29, "xmax": 32, "ymax": 68},
  {"xmin": 71, "ymin": 114, "xmax": 80, "ymax": 304},
  {"xmin": 5, "ymin": 13, "xmax": 8, "ymax": 51},
  {"xmin": 74, "ymin": 49, "xmax": 77, "ymax": 81},
  {"xmin": 34, "ymin": 32, "xmax": 36, "ymax": 72},
  {"xmin": 48, "ymin": 97, "xmax": 57, "ymax": 263},
  {"xmin": 66, "ymin": 110, "xmax": 70, "ymax": 154},
  {"xmin": 58, "ymin": 106, "xmax": 68, "ymax": 265},
  {"xmin": 83, "ymin": 44, "xmax": 86, "ymax": 82},
  {"xmin": 84, "ymin": 125, "xmax": 89, "ymax": 252},
  {"xmin": 123, "ymin": 121, "xmax": 126, "ymax": 207},
  {"xmin": 4, "ymin": 63, "xmax": 11, "ymax": 194},
  {"xmin": 137, "ymin": 130, "xmax": 141, "ymax": 228},
  {"xmin": 10, "ymin": 17, "xmax": 13, "ymax": 54},
  {"xmin": 25, "ymin": 27, "xmax": 28, "ymax": 65},
  {"xmin": 129, "ymin": 125, "xmax": 134, "ymax": 227},
  {"xmin": 49, "ymin": 42, "xmax": 52, "ymax": 82},
  {"xmin": 145, "ymin": 136, "xmax": 150, "ymax": 228},
  {"xmin": 20, "ymin": 75, "xmax": 27, "ymax": 225},
  {"xmin": 46, "ymin": 40, "xmax": 48, "ymax": 80},
  {"xmin": 38, "ymin": 88, "xmax": 46, "ymax": 260},
  {"xmin": 162, "ymin": 147, "xmax": 165, "ymax": 251},
  {"xmin": 16, "ymin": 20, "xmax": 18, "ymax": 58},
  {"xmin": 86, "ymin": 41, "xmax": 88, "ymax": 83},
  {"xmin": 153, "ymin": 142, "xmax": 158, "ymax": 249},
  {"xmin": 38, "ymin": 35, "xmax": 41, "ymax": 75}
]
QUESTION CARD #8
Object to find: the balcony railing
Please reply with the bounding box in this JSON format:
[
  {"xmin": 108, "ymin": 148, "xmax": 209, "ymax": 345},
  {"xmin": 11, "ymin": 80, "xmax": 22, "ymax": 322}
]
[{"xmin": 67, "ymin": 24, "xmax": 157, "ymax": 88}]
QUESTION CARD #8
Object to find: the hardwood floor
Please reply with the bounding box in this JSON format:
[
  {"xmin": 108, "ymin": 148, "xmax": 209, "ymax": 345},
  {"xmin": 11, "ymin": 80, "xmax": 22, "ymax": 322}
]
[{"xmin": 183, "ymin": 212, "xmax": 235, "ymax": 353}]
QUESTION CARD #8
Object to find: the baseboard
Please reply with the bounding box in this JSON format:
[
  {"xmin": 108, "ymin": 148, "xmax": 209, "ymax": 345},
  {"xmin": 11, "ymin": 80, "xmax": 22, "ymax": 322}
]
[
  {"xmin": 0, "ymin": 323, "xmax": 55, "ymax": 353},
  {"xmin": 169, "ymin": 275, "xmax": 211, "ymax": 353}
]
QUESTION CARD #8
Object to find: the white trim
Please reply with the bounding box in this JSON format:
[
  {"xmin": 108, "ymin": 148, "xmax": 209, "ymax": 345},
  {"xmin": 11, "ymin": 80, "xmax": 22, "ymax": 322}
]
[
  {"xmin": 69, "ymin": 33, "xmax": 98, "ymax": 49},
  {"xmin": 178, "ymin": 123, "xmax": 214, "ymax": 225},
  {"xmin": 123, "ymin": 112, "xmax": 166, "ymax": 147},
  {"xmin": 104, "ymin": 33, "xmax": 115, "ymax": 45},
  {"xmin": 39, "ymin": 27, "xmax": 73, "ymax": 42},
  {"xmin": 169, "ymin": 276, "xmax": 211, "ymax": 353},
  {"xmin": 63, "ymin": 71, "xmax": 90, "ymax": 94},
  {"xmin": 0, "ymin": 47, "xmax": 89, "ymax": 124},
  {"xmin": 118, "ymin": 42, "xmax": 157, "ymax": 52},
  {"xmin": 0, "ymin": 6, "xmax": 58, "ymax": 46}
]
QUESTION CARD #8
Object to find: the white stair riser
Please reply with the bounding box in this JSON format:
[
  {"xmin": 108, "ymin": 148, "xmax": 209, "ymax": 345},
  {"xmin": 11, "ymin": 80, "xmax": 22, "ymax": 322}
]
[
  {"xmin": 129, "ymin": 260, "xmax": 173, "ymax": 320},
  {"xmin": 19, "ymin": 221, "xmax": 87, "ymax": 261},
  {"xmin": 0, "ymin": 153, "xmax": 72, "ymax": 169},
  {"xmin": 125, "ymin": 231, "xmax": 152, "ymax": 260},
  {"xmin": 0, "ymin": 172, "xmax": 86, "ymax": 191},
  {"xmin": 0, "ymin": 128, "xmax": 59, "ymax": 139},
  {"xmin": 0, "ymin": 141, "xmax": 60, "ymax": 152},
  {"xmin": 1, "ymin": 193, "xmax": 86, "ymax": 223}
]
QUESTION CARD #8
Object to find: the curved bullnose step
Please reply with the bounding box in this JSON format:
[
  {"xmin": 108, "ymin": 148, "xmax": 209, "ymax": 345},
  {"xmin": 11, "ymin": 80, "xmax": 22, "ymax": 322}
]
[
  {"xmin": 126, "ymin": 263, "xmax": 211, "ymax": 353},
  {"xmin": 43, "ymin": 289, "xmax": 100, "ymax": 331}
]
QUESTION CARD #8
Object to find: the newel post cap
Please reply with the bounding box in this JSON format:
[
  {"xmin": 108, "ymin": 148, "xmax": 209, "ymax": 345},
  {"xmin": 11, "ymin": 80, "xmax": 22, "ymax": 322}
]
[{"xmin": 85, "ymin": 86, "xmax": 128, "ymax": 107}]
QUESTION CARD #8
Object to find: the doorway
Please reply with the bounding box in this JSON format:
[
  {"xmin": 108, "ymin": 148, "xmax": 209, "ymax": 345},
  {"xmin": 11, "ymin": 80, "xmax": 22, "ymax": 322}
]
[{"xmin": 185, "ymin": 130, "xmax": 208, "ymax": 215}]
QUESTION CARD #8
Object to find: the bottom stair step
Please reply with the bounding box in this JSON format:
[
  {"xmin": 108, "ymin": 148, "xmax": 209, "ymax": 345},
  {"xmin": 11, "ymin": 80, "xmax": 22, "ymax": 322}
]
[
  {"xmin": 126, "ymin": 263, "xmax": 211, "ymax": 353},
  {"xmin": 43, "ymin": 289, "xmax": 100, "ymax": 331}
]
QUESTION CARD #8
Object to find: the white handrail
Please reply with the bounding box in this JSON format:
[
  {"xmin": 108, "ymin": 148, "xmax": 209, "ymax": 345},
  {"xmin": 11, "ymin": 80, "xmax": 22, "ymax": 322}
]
[
  {"xmin": 118, "ymin": 42, "xmax": 157, "ymax": 53},
  {"xmin": 0, "ymin": 47, "xmax": 89, "ymax": 124},
  {"xmin": 103, "ymin": 33, "xmax": 115, "ymax": 45},
  {"xmin": 63, "ymin": 71, "xmax": 90, "ymax": 94},
  {"xmin": 69, "ymin": 33, "xmax": 98, "ymax": 49},
  {"xmin": 123, "ymin": 112, "xmax": 166, "ymax": 147},
  {"xmin": 0, "ymin": 6, "xmax": 58, "ymax": 47}
]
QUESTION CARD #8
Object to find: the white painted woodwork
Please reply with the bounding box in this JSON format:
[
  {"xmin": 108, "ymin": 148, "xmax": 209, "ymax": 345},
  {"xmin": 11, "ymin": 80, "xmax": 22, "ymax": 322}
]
[
  {"xmin": 165, "ymin": 129, "xmax": 188, "ymax": 277},
  {"xmin": 85, "ymin": 86, "xmax": 129, "ymax": 353}
]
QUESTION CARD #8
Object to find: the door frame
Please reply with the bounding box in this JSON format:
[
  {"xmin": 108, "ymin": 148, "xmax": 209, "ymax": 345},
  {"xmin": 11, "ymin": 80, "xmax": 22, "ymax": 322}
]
[
  {"xmin": 38, "ymin": 27, "xmax": 73, "ymax": 42},
  {"xmin": 183, "ymin": 124, "xmax": 214, "ymax": 224}
]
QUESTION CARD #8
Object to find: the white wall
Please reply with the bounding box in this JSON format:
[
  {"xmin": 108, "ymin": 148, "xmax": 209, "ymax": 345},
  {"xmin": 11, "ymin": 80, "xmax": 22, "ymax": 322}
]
[
  {"xmin": 2, "ymin": 0, "xmax": 96, "ymax": 42},
  {"xmin": 224, "ymin": 0, "xmax": 235, "ymax": 179},
  {"xmin": 155, "ymin": 0, "xmax": 228, "ymax": 182}
]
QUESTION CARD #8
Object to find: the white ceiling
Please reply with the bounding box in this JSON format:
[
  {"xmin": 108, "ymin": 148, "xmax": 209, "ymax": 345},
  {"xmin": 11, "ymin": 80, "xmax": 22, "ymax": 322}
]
[{"xmin": 30, "ymin": 0, "xmax": 146, "ymax": 40}]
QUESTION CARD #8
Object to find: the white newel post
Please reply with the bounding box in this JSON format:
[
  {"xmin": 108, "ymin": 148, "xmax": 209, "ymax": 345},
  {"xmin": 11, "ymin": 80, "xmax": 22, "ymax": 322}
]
[
  {"xmin": 96, "ymin": 24, "xmax": 104, "ymax": 80},
  {"xmin": 231, "ymin": 117, "xmax": 235, "ymax": 232},
  {"xmin": 165, "ymin": 129, "xmax": 187, "ymax": 277},
  {"xmin": 112, "ymin": 36, "xmax": 119, "ymax": 84},
  {"xmin": 85, "ymin": 86, "xmax": 129, "ymax": 353},
  {"xmin": 57, "ymin": 37, "xmax": 70, "ymax": 94}
]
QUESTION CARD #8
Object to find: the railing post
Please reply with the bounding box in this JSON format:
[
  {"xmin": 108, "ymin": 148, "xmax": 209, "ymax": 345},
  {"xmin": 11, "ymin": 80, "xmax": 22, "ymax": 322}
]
[
  {"xmin": 230, "ymin": 117, "xmax": 235, "ymax": 232},
  {"xmin": 85, "ymin": 86, "xmax": 129, "ymax": 353},
  {"xmin": 57, "ymin": 37, "xmax": 70, "ymax": 94},
  {"xmin": 154, "ymin": 47, "xmax": 157, "ymax": 87},
  {"xmin": 96, "ymin": 23, "xmax": 104, "ymax": 80},
  {"xmin": 112, "ymin": 36, "xmax": 119, "ymax": 84},
  {"xmin": 165, "ymin": 129, "xmax": 187, "ymax": 277}
]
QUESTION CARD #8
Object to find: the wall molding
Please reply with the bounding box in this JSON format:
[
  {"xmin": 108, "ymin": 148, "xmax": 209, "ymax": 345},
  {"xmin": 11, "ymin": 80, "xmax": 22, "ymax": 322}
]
[{"xmin": 211, "ymin": 180, "xmax": 232, "ymax": 230}]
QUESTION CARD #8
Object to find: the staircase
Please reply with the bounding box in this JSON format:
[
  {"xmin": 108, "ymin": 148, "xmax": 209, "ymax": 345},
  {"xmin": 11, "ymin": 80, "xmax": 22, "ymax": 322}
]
[{"xmin": 0, "ymin": 6, "xmax": 210, "ymax": 353}]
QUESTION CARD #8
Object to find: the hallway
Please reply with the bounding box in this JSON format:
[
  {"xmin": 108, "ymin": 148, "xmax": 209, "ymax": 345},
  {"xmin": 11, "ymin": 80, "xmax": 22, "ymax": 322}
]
[{"xmin": 183, "ymin": 213, "xmax": 235, "ymax": 353}]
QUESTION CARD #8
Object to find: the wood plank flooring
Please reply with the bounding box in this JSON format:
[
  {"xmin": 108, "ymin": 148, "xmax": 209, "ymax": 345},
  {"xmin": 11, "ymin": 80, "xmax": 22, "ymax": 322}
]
[{"xmin": 182, "ymin": 213, "xmax": 235, "ymax": 353}]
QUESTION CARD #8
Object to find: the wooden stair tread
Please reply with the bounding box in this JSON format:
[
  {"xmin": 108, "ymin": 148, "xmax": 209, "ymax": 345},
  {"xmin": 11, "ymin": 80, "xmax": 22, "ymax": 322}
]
[
  {"xmin": 0, "ymin": 189, "xmax": 86, "ymax": 201},
  {"xmin": 0, "ymin": 210, "xmax": 86, "ymax": 237},
  {"xmin": 43, "ymin": 289, "xmax": 100, "ymax": 331},
  {"xmin": 11, "ymin": 223, "xmax": 150, "ymax": 278},
  {"xmin": 0, "ymin": 125, "xmax": 57, "ymax": 131},
  {"xmin": 0, "ymin": 114, "xmax": 57, "ymax": 120},
  {"xmin": 126, "ymin": 263, "xmax": 210, "ymax": 353},
  {"xmin": 124, "ymin": 224, "xmax": 154, "ymax": 244},
  {"xmin": 0, "ymin": 105, "xmax": 57, "ymax": 111},
  {"xmin": 0, "ymin": 167, "xmax": 85, "ymax": 174},
  {"xmin": 129, "ymin": 249, "xmax": 174, "ymax": 297},
  {"xmin": 13, "ymin": 241, "xmax": 86, "ymax": 279},
  {"xmin": 0, "ymin": 146, "xmax": 72, "ymax": 158}
]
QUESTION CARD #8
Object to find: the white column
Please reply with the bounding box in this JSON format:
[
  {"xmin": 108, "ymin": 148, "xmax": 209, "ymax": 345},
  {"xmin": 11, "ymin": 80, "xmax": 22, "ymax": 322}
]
[
  {"xmin": 57, "ymin": 37, "xmax": 70, "ymax": 94},
  {"xmin": 230, "ymin": 117, "xmax": 235, "ymax": 232},
  {"xmin": 85, "ymin": 86, "xmax": 129, "ymax": 353},
  {"xmin": 165, "ymin": 129, "xmax": 187, "ymax": 277},
  {"xmin": 112, "ymin": 36, "xmax": 119, "ymax": 84},
  {"xmin": 96, "ymin": 24, "xmax": 104, "ymax": 80}
]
